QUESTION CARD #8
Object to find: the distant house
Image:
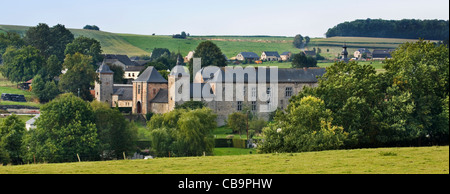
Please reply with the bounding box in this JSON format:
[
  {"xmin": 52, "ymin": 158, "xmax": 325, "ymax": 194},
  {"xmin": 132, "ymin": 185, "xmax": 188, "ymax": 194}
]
[
  {"xmin": 372, "ymin": 49, "xmax": 394, "ymax": 60},
  {"xmin": 102, "ymin": 54, "xmax": 146, "ymax": 80},
  {"xmin": 236, "ymin": 52, "xmax": 260, "ymax": 61},
  {"xmin": 280, "ymin": 52, "xmax": 292, "ymax": 61},
  {"xmin": 354, "ymin": 48, "xmax": 372, "ymax": 59},
  {"xmin": 25, "ymin": 114, "xmax": 40, "ymax": 131},
  {"xmin": 184, "ymin": 51, "xmax": 195, "ymax": 63},
  {"xmin": 303, "ymin": 50, "xmax": 317, "ymax": 57},
  {"xmin": 261, "ymin": 51, "xmax": 281, "ymax": 61}
]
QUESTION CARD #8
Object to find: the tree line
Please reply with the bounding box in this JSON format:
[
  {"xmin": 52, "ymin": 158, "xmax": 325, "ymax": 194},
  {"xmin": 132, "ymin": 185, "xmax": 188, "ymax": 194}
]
[
  {"xmin": 259, "ymin": 40, "xmax": 449, "ymax": 153},
  {"xmin": 0, "ymin": 23, "xmax": 103, "ymax": 102},
  {"xmin": 0, "ymin": 94, "xmax": 137, "ymax": 165},
  {"xmin": 325, "ymin": 18, "xmax": 449, "ymax": 40}
]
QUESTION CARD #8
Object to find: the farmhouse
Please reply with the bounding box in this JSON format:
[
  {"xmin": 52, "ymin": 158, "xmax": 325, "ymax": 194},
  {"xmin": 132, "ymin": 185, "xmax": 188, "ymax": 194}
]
[
  {"xmin": 184, "ymin": 51, "xmax": 195, "ymax": 63},
  {"xmin": 261, "ymin": 51, "xmax": 281, "ymax": 61},
  {"xmin": 280, "ymin": 52, "xmax": 292, "ymax": 61},
  {"xmin": 236, "ymin": 52, "xmax": 260, "ymax": 62},
  {"xmin": 354, "ymin": 48, "xmax": 372, "ymax": 59},
  {"xmin": 96, "ymin": 63, "xmax": 326, "ymax": 126}
]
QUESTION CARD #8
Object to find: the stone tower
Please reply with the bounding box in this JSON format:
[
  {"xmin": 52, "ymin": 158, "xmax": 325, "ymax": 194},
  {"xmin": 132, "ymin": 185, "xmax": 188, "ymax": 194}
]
[
  {"xmin": 95, "ymin": 63, "xmax": 114, "ymax": 106},
  {"xmin": 168, "ymin": 65, "xmax": 190, "ymax": 111},
  {"xmin": 132, "ymin": 67, "xmax": 168, "ymax": 114}
]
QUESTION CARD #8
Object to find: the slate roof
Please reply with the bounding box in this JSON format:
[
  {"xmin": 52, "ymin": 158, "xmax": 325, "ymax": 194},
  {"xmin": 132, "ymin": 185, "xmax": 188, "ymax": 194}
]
[
  {"xmin": 125, "ymin": 66, "xmax": 146, "ymax": 72},
  {"xmin": 238, "ymin": 52, "xmax": 260, "ymax": 59},
  {"xmin": 281, "ymin": 52, "xmax": 291, "ymax": 56},
  {"xmin": 113, "ymin": 85, "xmax": 133, "ymax": 101},
  {"xmin": 151, "ymin": 89, "xmax": 169, "ymax": 103},
  {"xmin": 303, "ymin": 50, "xmax": 317, "ymax": 56},
  {"xmin": 96, "ymin": 63, "xmax": 114, "ymax": 74},
  {"xmin": 133, "ymin": 67, "xmax": 168, "ymax": 83},
  {"xmin": 263, "ymin": 51, "xmax": 280, "ymax": 57},
  {"xmin": 207, "ymin": 67, "xmax": 326, "ymax": 83},
  {"xmin": 103, "ymin": 54, "xmax": 140, "ymax": 67}
]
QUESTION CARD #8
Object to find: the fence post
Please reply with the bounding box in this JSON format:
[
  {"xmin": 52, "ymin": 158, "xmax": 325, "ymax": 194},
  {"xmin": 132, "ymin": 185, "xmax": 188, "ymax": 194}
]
[
  {"xmin": 77, "ymin": 153, "xmax": 81, "ymax": 162},
  {"xmin": 123, "ymin": 152, "xmax": 126, "ymax": 160}
]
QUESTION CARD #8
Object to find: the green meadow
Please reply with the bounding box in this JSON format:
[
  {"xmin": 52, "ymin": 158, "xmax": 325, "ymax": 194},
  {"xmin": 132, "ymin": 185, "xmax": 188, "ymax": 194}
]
[
  {"xmin": 1, "ymin": 146, "xmax": 447, "ymax": 174},
  {"xmin": 1, "ymin": 24, "xmax": 427, "ymax": 61}
]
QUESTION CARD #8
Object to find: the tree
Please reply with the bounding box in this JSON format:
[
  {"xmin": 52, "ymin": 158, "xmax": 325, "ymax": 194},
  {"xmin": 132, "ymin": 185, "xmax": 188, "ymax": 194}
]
[
  {"xmin": 188, "ymin": 41, "xmax": 227, "ymax": 79},
  {"xmin": 24, "ymin": 93, "xmax": 99, "ymax": 163},
  {"xmin": 305, "ymin": 36, "xmax": 311, "ymax": 46},
  {"xmin": 0, "ymin": 115, "xmax": 26, "ymax": 165},
  {"xmin": 291, "ymin": 52, "xmax": 317, "ymax": 68},
  {"xmin": 293, "ymin": 34, "xmax": 304, "ymax": 48},
  {"xmin": 382, "ymin": 40, "xmax": 449, "ymax": 145},
  {"xmin": 59, "ymin": 53, "xmax": 97, "ymax": 101},
  {"xmin": 259, "ymin": 96, "xmax": 347, "ymax": 153},
  {"xmin": 48, "ymin": 24, "xmax": 75, "ymax": 61},
  {"xmin": 24, "ymin": 23, "xmax": 52, "ymax": 58},
  {"xmin": 109, "ymin": 64, "xmax": 125, "ymax": 84},
  {"xmin": 227, "ymin": 112, "xmax": 247, "ymax": 136},
  {"xmin": 0, "ymin": 31, "xmax": 25, "ymax": 63},
  {"xmin": 83, "ymin": 25, "xmax": 100, "ymax": 31},
  {"xmin": 176, "ymin": 108, "xmax": 216, "ymax": 156},
  {"xmin": 325, "ymin": 19, "xmax": 449, "ymax": 40},
  {"xmin": 31, "ymin": 74, "xmax": 60, "ymax": 103},
  {"xmin": 91, "ymin": 101, "xmax": 137, "ymax": 159},
  {"xmin": 24, "ymin": 23, "xmax": 74, "ymax": 61},
  {"xmin": 65, "ymin": 36, "xmax": 103, "ymax": 66},
  {"xmin": 191, "ymin": 41, "xmax": 227, "ymax": 67},
  {"xmin": 1, "ymin": 45, "xmax": 44, "ymax": 83},
  {"xmin": 147, "ymin": 108, "xmax": 217, "ymax": 157}
]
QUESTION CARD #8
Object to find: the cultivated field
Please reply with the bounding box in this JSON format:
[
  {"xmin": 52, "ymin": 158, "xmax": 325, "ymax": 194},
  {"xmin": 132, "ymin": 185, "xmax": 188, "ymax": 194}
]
[{"xmin": 1, "ymin": 146, "xmax": 448, "ymax": 174}]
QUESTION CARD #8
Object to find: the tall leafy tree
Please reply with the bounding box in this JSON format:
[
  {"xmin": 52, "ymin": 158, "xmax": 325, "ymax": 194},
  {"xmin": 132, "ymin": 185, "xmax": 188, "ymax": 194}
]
[
  {"xmin": 49, "ymin": 24, "xmax": 74, "ymax": 61},
  {"xmin": 91, "ymin": 101, "xmax": 137, "ymax": 159},
  {"xmin": 24, "ymin": 93, "xmax": 99, "ymax": 163},
  {"xmin": 59, "ymin": 53, "xmax": 97, "ymax": 101},
  {"xmin": 0, "ymin": 31, "xmax": 25, "ymax": 63},
  {"xmin": 24, "ymin": 23, "xmax": 74, "ymax": 60},
  {"xmin": 259, "ymin": 96, "xmax": 347, "ymax": 153},
  {"xmin": 293, "ymin": 34, "xmax": 304, "ymax": 48},
  {"xmin": 1, "ymin": 45, "xmax": 44, "ymax": 83},
  {"xmin": 65, "ymin": 36, "xmax": 103, "ymax": 66},
  {"xmin": 0, "ymin": 115, "xmax": 26, "ymax": 165},
  {"xmin": 382, "ymin": 40, "xmax": 449, "ymax": 145}
]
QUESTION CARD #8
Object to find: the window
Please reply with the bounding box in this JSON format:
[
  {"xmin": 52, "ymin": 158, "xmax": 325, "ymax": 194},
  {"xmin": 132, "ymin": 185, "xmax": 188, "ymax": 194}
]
[
  {"xmin": 285, "ymin": 87, "xmax": 293, "ymax": 97},
  {"xmin": 137, "ymin": 84, "xmax": 141, "ymax": 94},
  {"xmin": 237, "ymin": 101, "xmax": 243, "ymax": 111},
  {"xmin": 153, "ymin": 88, "xmax": 156, "ymax": 95},
  {"xmin": 251, "ymin": 101, "xmax": 257, "ymax": 111},
  {"xmin": 251, "ymin": 87, "xmax": 257, "ymax": 98},
  {"xmin": 267, "ymin": 87, "xmax": 271, "ymax": 95}
]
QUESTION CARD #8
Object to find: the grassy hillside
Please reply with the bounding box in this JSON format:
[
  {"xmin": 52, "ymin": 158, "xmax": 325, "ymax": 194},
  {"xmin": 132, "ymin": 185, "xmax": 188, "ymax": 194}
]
[
  {"xmin": 1, "ymin": 24, "xmax": 428, "ymax": 60},
  {"xmin": 1, "ymin": 146, "xmax": 448, "ymax": 174},
  {"xmin": 0, "ymin": 24, "xmax": 149, "ymax": 56}
]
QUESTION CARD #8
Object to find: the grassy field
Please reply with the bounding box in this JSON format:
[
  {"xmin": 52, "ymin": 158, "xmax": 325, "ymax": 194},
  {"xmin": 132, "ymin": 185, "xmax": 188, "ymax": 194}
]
[
  {"xmin": 1, "ymin": 146, "xmax": 447, "ymax": 174},
  {"xmin": 1, "ymin": 24, "xmax": 427, "ymax": 61},
  {"xmin": 0, "ymin": 24, "xmax": 149, "ymax": 56},
  {"xmin": 0, "ymin": 74, "xmax": 41, "ymax": 107}
]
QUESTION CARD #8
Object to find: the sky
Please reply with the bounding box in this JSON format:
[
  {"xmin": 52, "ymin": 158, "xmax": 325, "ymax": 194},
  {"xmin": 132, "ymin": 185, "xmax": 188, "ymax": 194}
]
[{"xmin": 1, "ymin": 0, "xmax": 449, "ymax": 37}]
